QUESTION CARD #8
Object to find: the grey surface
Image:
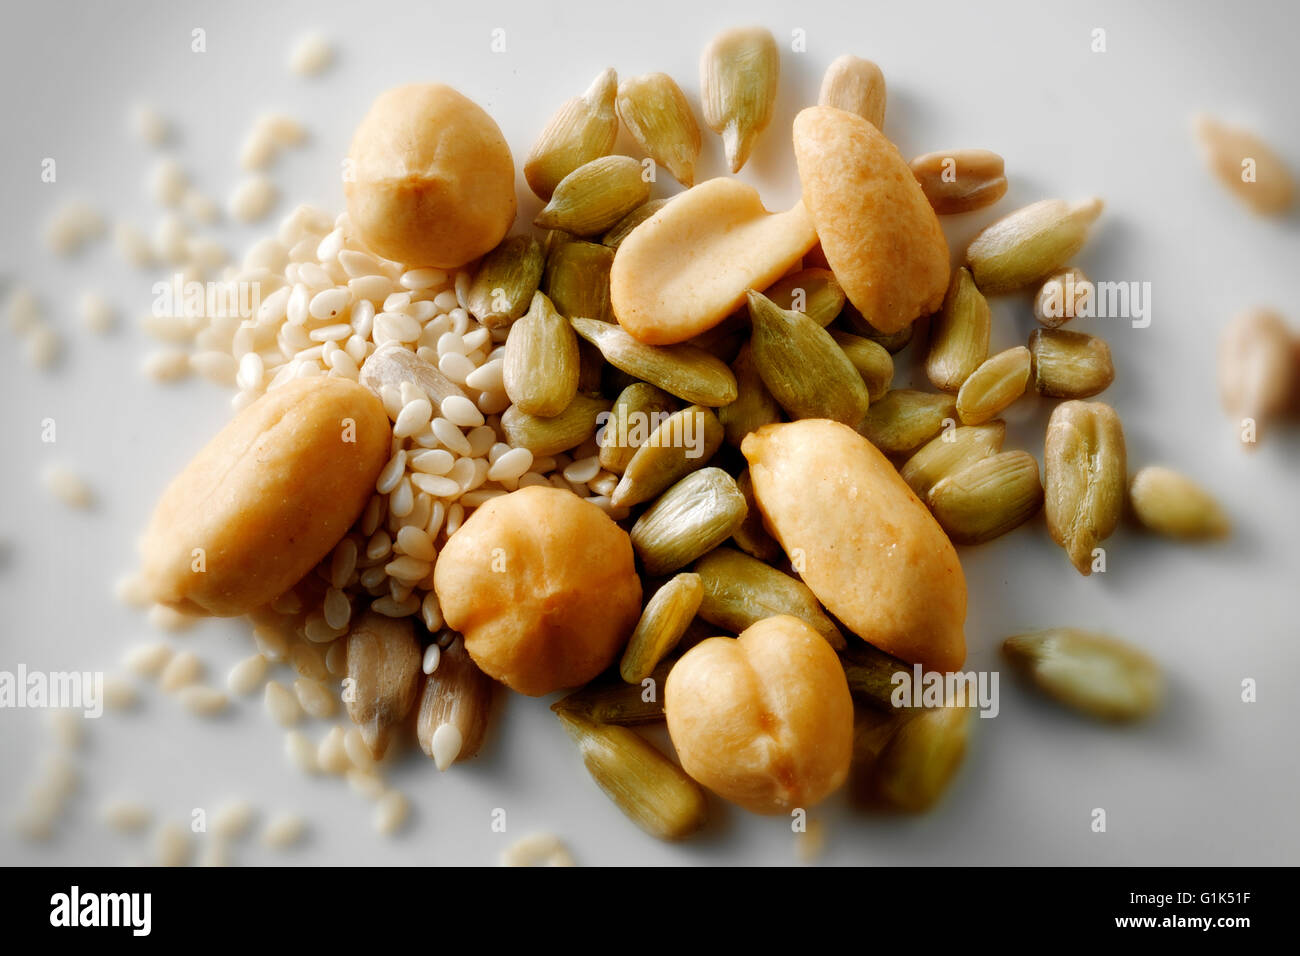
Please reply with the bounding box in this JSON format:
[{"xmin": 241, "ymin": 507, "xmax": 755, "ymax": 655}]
[{"xmin": 1, "ymin": 0, "xmax": 1298, "ymax": 866}]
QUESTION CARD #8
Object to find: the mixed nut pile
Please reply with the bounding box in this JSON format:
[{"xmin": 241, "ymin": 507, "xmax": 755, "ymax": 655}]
[{"xmin": 128, "ymin": 25, "xmax": 1288, "ymax": 844}]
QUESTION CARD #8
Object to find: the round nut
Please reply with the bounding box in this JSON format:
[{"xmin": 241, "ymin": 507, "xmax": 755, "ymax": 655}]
[
  {"xmin": 139, "ymin": 378, "xmax": 391, "ymax": 616},
  {"xmin": 433, "ymin": 487, "xmax": 642, "ymax": 696},
  {"xmin": 345, "ymin": 84, "xmax": 516, "ymax": 268},
  {"xmin": 665, "ymin": 615, "xmax": 854, "ymax": 814}
]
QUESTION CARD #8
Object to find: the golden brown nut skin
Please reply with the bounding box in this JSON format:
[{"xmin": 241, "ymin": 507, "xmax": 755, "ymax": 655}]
[
  {"xmin": 139, "ymin": 378, "xmax": 391, "ymax": 617},
  {"xmin": 665, "ymin": 615, "xmax": 853, "ymax": 814},
  {"xmin": 742, "ymin": 419, "xmax": 967, "ymax": 672},
  {"xmin": 433, "ymin": 486, "xmax": 642, "ymax": 696},
  {"xmin": 345, "ymin": 83, "xmax": 516, "ymax": 268},
  {"xmin": 793, "ymin": 106, "xmax": 949, "ymax": 334}
]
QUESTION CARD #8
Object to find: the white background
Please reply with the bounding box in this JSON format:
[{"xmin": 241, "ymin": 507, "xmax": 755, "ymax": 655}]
[{"xmin": 1, "ymin": 0, "xmax": 1298, "ymax": 866}]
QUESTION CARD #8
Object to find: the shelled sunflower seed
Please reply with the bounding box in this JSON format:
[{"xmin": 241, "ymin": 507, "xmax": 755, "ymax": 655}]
[
  {"xmin": 555, "ymin": 709, "xmax": 708, "ymax": 840},
  {"xmin": 965, "ymin": 198, "xmax": 1104, "ymax": 294},
  {"xmin": 717, "ymin": 342, "xmax": 781, "ymax": 447},
  {"xmin": 620, "ymin": 573, "xmax": 704, "ymax": 683},
  {"xmin": 601, "ymin": 198, "xmax": 670, "ymax": 251},
  {"xmin": 630, "ymin": 468, "xmax": 748, "ymax": 575},
  {"xmin": 731, "ymin": 468, "xmax": 781, "ymax": 561},
  {"xmin": 829, "ymin": 331, "xmax": 894, "ymax": 401},
  {"xmin": 900, "ymin": 421, "xmax": 1006, "ymax": 498},
  {"xmin": 1128, "ymin": 466, "xmax": 1230, "ymax": 540},
  {"xmin": 818, "ymin": 54, "xmax": 886, "ymax": 128},
  {"xmin": 542, "ymin": 239, "xmax": 615, "ymax": 324},
  {"xmin": 598, "ymin": 382, "xmax": 678, "ymax": 474},
  {"xmin": 525, "ymin": 68, "xmax": 619, "ymax": 200},
  {"xmin": 1002, "ymin": 629, "xmax": 1163, "ymax": 721},
  {"xmin": 465, "ymin": 235, "xmax": 545, "ymax": 329},
  {"xmin": 748, "ymin": 290, "xmax": 870, "ymax": 427},
  {"xmin": 956, "ymin": 346, "xmax": 1031, "ymax": 425},
  {"xmin": 694, "ymin": 546, "xmax": 844, "ymax": 649},
  {"xmin": 1043, "ymin": 400, "xmax": 1126, "ymax": 575},
  {"xmin": 611, "ymin": 405, "xmax": 724, "ymax": 508},
  {"xmin": 535, "ymin": 155, "xmax": 651, "ymax": 236},
  {"xmin": 554, "ymin": 659, "xmax": 673, "ymax": 725},
  {"xmin": 858, "ymin": 389, "xmax": 957, "ymax": 458},
  {"xmin": 501, "ymin": 394, "xmax": 612, "ymax": 456},
  {"xmin": 503, "ymin": 292, "xmax": 580, "ymax": 417},
  {"xmin": 1028, "ymin": 328, "xmax": 1114, "ymax": 399},
  {"xmin": 763, "ymin": 268, "xmax": 846, "ymax": 328},
  {"xmin": 927, "ymin": 450, "xmax": 1044, "ymax": 545},
  {"xmin": 417, "ymin": 633, "xmax": 493, "ymax": 770},
  {"xmin": 344, "ymin": 612, "xmax": 425, "ymax": 759},
  {"xmin": 926, "ymin": 267, "xmax": 990, "ymax": 392},
  {"xmin": 909, "ymin": 148, "xmax": 1008, "ymax": 216},
  {"xmin": 571, "ymin": 317, "xmax": 738, "ymax": 407},
  {"xmin": 700, "ymin": 26, "xmax": 779, "ymax": 173},
  {"xmin": 616, "ymin": 73, "xmax": 701, "ymax": 187}
]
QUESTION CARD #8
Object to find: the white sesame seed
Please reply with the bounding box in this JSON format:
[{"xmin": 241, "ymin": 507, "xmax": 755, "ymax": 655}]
[
  {"xmin": 441, "ymin": 394, "xmax": 485, "ymax": 428},
  {"xmin": 431, "ymin": 417, "xmax": 473, "ymax": 456},
  {"xmin": 123, "ymin": 642, "xmax": 173, "ymax": 678},
  {"xmin": 178, "ymin": 685, "xmax": 228, "ymax": 716},
  {"xmin": 488, "ymin": 447, "xmax": 534, "ymax": 482},
  {"xmin": 261, "ymin": 812, "xmax": 306, "ymax": 848},
  {"xmin": 294, "ymin": 677, "xmax": 337, "ymax": 719},
  {"xmin": 437, "ymin": 351, "xmax": 476, "ymax": 384},
  {"xmin": 422, "ymin": 644, "xmax": 441, "ymax": 675},
  {"xmin": 43, "ymin": 464, "xmax": 92, "ymax": 508},
  {"xmin": 101, "ymin": 799, "xmax": 152, "ymax": 833},
  {"xmin": 155, "ymin": 822, "xmax": 192, "ymax": 867},
  {"xmin": 288, "ymin": 33, "xmax": 333, "ymax": 76},
  {"xmin": 285, "ymin": 730, "xmax": 318, "ymax": 772},
  {"xmin": 374, "ymin": 790, "xmax": 409, "ymax": 835},
  {"xmin": 264, "ymin": 680, "xmax": 302, "ymax": 726},
  {"xmin": 430, "ymin": 723, "xmax": 463, "ymax": 771},
  {"xmin": 159, "ymin": 651, "xmax": 203, "ymax": 693},
  {"xmin": 227, "ymin": 654, "xmax": 269, "ymax": 696}
]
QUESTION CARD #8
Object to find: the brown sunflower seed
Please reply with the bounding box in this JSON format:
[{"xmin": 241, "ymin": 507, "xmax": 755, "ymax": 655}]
[
  {"xmin": 763, "ymin": 268, "xmax": 846, "ymax": 328},
  {"xmin": 1128, "ymin": 466, "xmax": 1230, "ymax": 540},
  {"xmin": 899, "ymin": 420, "xmax": 1007, "ymax": 498},
  {"xmin": 619, "ymin": 573, "xmax": 704, "ymax": 684},
  {"xmin": 926, "ymin": 267, "xmax": 991, "ymax": 392},
  {"xmin": 500, "ymin": 394, "xmax": 613, "ymax": 457},
  {"xmin": 1193, "ymin": 114, "xmax": 1295, "ymax": 216},
  {"xmin": 534, "ymin": 155, "xmax": 652, "ymax": 237},
  {"xmin": 464, "ymin": 235, "xmax": 546, "ymax": 330},
  {"xmin": 956, "ymin": 346, "xmax": 1031, "ymax": 425},
  {"xmin": 598, "ymin": 382, "xmax": 678, "ymax": 474},
  {"xmin": 525, "ymin": 68, "xmax": 619, "ymax": 201},
  {"xmin": 616, "ymin": 73, "xmax": 701, "ymax": 187},
  {"xmin": 554, "ymin": 709, "xmax": 708, "ymax": 841},
  {"xmin": 1043, "ymin": 400, "xmax": 1126, "ymax": 576},
  {"xmin": 965, "ymin": 198, "xmax": 1104, "ymax": 294},
  {"xmin": 1029, "ymin": 329, "xmax": 1114, "ymax": 399},
  {"xmin": 1002, "ymin": 629, "xmax": 1162, "ymax": 721},
  {"xmin": 748, "ymin": 289, "xmax": 870, "ymax": 427},
  {"xmin": 858, "ymin": 389, "xmax": 957, "ymax": 458},
  {"xmin": 909, "ymin": 149, "xmax": 1008, "ymax": 215},
  {"xmin": 502, "ymin": 291, "xmax": 580, "ymax": 417},
  {"xmin": 345, "ymin": 612, "xmax": 422, "ymax": 759},
  {"xmin": 818, "ymin": 55, "xmax": 886, "ymax": 128},
  {"xmin": 694, "ymin": 546, "xmax": 844, "ymax": 650},
  {"xmin": 630, "ymin": 468, "xmax": 748, "ymax": 576},
  {"xmin": 927, "ymin": 450, "xmax": 1044, "ymax": 545},
  {"xmin": 611, "ymin": 405, "xmax": 725, "ymax": 508},
  {"xmin": 700, "ymin": 26, "xmax": 779, "ymax": 173},
  {"xmin": 571, "ymin": 316, "xmax": 738, "ymax": 407},
  {"xmin": 416, "ymin": 633, "xmax": 493, "ymax": 770}
]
